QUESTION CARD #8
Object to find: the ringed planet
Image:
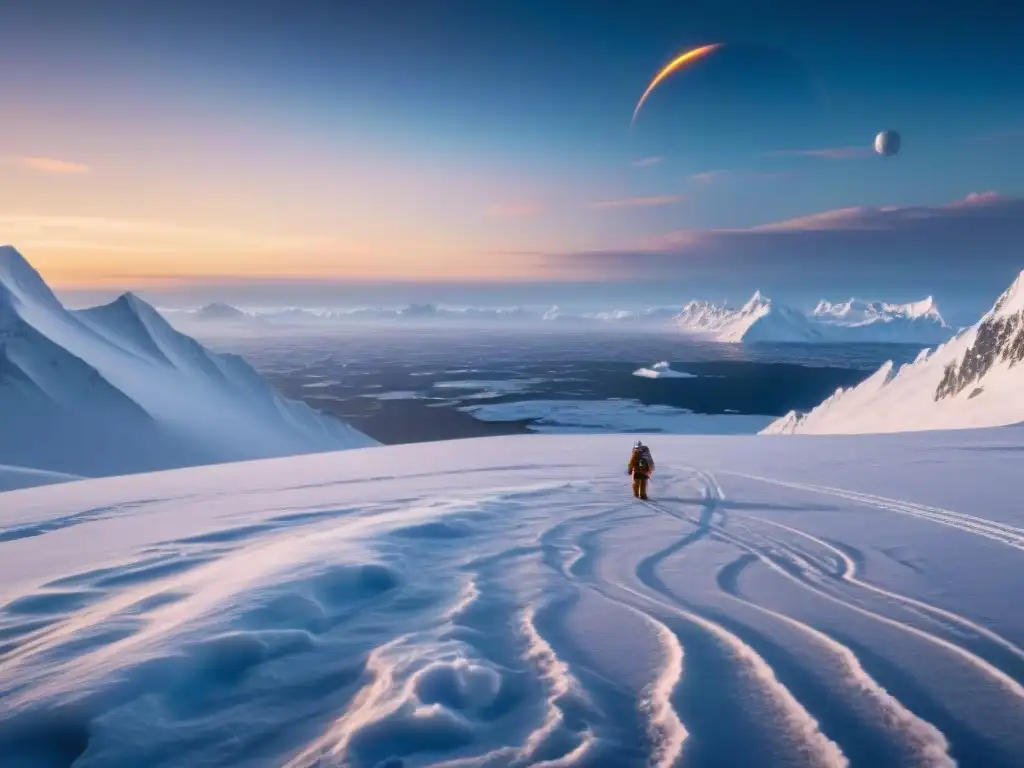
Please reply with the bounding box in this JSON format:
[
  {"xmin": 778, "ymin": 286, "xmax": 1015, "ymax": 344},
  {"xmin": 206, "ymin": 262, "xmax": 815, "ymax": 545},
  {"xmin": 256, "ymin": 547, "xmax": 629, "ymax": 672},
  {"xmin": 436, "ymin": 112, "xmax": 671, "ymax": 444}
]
[{"xmin": 631, "ymin": 42, "xmax": 725, "ymax": 125}]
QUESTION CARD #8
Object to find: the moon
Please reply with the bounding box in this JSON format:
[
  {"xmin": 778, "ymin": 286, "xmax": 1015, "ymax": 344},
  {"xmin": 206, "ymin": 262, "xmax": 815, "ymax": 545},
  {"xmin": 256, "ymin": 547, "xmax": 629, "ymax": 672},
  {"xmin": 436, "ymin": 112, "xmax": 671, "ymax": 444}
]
[
  {"xmin": 874, "ymin": 130, "xmax": 901, "ymax": 156},
  {"xmin": 631, "ymin": 43, "xmax": 725, "ymax": 126}
]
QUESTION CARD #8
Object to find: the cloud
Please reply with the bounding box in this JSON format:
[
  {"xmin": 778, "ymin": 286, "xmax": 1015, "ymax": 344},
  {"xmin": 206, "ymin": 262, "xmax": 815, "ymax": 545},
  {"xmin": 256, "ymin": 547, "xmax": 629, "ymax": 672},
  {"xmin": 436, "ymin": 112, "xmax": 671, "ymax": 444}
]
[
  {"xmin": 749, "ymin": 190, "xmax": 1004, "ymax": 232},
  {"xmin": 690, "ymin": 170, "xmax": 733, "ymax": 184},
  {"xmin": 689, "ymin": 169, "xmax": 791, "ymax": 184},
  {"xmin": 587, "ymin": 195, "xmax": 685, "ymax": 210},
  {"xmin": 631, "ymin": 156, "xmax": 663, "ymax": 168},
  {"xmin": 769, "ymin": 146, "xmax": 872, "ymax": 160},
  {"xmin": 484, "ymin": 202, "xmax": 543, "ymax": 218},
  {"xmin": 8, "ymin": 156, "xmax": 92, "ymax": 174},
  {"xmin": 540, "ymin": 192, "xmax": 1024, "ymax": 291}
]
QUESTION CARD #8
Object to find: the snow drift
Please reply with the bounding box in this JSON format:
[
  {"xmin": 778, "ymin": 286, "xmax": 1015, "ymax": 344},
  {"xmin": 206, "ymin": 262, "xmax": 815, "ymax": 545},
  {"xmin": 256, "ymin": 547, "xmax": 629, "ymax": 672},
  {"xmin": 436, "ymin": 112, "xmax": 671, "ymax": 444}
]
[
  {"xmin": 2, "ymin": 431, "xmax": 1023, "ymax": 766},
  {"xmin": 0, "ymin": 246, "xmax": 374, "ymax": 482},
  {"xmin": 764, "ymin": 271, "xmax": 1024, "ymax": 434}
]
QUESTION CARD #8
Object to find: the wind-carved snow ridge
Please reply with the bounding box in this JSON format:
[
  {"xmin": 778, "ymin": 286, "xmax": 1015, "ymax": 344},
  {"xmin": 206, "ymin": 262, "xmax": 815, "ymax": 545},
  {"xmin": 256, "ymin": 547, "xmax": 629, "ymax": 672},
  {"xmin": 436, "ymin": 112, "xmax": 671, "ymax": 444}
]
[
  {"xmin": 620, "ymin": 471, "xmax": 848, "ymax": 768},
  {"xmin": 0, "ymin": 245, "xmax": 375, "ymax": 483},
  {"xmin": 635, "ymin": 609, "xmax": 688, "ymax": 768},
  {"xmin": 4, "ymin": 434, "xmax": 1024, "ymax": 765},
  {"xmin": 764, "ymin": 270, "xmax": 1024, "ymax": 434}
]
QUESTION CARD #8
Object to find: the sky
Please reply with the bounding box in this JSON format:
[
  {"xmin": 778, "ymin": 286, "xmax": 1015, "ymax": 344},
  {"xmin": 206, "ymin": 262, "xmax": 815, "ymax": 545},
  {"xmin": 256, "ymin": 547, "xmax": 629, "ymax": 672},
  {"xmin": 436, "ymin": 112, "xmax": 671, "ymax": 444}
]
[{"xmin": 2, "ymin": 0, "xmax": 1023, "ymax": 317}]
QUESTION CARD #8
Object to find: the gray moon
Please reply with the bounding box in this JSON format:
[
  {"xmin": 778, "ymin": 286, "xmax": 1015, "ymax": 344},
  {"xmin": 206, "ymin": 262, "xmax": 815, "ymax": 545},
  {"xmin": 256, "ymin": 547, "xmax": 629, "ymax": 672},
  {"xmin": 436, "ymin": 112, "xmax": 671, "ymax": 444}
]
[{"xmin": 874, "ymin": 130, "xmax": 901, "ymax": 156}]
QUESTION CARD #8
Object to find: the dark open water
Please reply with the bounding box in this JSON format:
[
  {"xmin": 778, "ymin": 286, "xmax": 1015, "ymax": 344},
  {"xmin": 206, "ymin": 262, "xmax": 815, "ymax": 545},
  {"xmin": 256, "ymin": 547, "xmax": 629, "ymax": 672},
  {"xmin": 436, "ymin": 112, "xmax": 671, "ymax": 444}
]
[{"xmin": 197, "ymin": 327, "xmax": 927, "ymax": 443}]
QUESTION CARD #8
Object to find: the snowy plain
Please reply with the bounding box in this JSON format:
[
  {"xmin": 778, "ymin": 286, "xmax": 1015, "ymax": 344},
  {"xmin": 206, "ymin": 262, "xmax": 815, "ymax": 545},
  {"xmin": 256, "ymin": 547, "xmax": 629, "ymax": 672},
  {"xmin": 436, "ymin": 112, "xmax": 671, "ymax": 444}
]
[{"xmin": 2, "ymin": 430, "xmax": 1024, "ymax": 767}]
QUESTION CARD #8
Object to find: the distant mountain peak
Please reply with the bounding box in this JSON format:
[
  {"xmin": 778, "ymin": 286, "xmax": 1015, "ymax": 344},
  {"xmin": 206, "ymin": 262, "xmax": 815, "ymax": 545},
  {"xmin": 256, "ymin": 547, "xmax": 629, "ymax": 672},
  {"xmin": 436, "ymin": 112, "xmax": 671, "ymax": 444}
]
[
  {"xmin": 196, "ymin": 301, "xmax": 247, "ymax": 320},
  {"xmin": 765, "ymin": 270, "xmax": 1024, "ymax": 434},
  {"xmin": 1, "ymin": 248, "xmax": 376, "ymax": 484},
  {"xmin": 989, "ymin": 270, "xmax": 1024, "ymax": 319},
  {"xmin": 742, "ymin": 290, "xmax": 769, "ymax": 310}
]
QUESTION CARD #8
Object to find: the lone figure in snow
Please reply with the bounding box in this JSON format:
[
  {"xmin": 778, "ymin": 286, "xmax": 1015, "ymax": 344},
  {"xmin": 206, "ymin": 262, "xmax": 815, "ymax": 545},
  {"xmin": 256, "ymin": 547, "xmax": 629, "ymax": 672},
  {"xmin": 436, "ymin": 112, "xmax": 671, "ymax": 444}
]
[{"xmin": 628, "ymin": 440, "xmax": 655, "ymax": 500}]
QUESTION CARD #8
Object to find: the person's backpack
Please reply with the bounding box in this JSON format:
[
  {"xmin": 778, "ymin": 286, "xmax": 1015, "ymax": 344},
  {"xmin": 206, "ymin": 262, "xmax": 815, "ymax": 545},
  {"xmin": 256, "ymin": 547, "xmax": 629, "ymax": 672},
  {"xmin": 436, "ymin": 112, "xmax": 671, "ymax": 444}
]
[{"xmin": 637, "ymin": 453, "xmax": 650, "ymax": 474}]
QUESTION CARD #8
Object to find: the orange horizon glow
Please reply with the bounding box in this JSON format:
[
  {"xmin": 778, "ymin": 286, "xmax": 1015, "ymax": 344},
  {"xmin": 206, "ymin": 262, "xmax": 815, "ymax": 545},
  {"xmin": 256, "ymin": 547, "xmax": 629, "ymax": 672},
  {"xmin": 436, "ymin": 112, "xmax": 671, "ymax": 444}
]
[
  {"xmin": 19, "ymin": 241, "xmax": 590, "ymax": 289},
  {"xmin": 631, "ymin": 43, "xmax": 724, "ymax": 125}
]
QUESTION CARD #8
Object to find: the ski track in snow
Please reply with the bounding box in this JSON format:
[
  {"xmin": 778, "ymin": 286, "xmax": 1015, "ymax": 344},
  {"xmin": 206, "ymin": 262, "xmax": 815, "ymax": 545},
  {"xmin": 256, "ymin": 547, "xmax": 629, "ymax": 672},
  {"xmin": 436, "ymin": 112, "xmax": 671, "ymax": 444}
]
[
  {"xmin": 2, "ymin": 444, "xmax": 1024, "ymax": 766},
  {"xmin": 721, "ymin": 471, "xmax": 1024, "ymax": 552}
]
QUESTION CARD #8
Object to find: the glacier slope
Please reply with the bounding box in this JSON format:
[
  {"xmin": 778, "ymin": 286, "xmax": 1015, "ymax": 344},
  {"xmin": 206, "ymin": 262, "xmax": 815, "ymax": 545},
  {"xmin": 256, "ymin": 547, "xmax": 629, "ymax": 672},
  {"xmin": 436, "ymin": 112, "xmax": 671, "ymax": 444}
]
[
  {"xmin": 0, "ymin": 246, "xmax": 374, "ymax": 480},
  {"xmin": 2, "ymin": 431, "xmax": 1024, "ymax": 767},
  {"xmin": 765, "ymin": 271, "xmax": 1024, "ymax": 434}
]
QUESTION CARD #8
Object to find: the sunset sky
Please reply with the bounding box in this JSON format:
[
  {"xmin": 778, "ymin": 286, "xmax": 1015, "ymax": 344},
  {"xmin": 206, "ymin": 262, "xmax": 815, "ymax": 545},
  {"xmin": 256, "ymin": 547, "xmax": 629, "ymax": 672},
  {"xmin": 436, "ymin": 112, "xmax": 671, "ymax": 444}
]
[{"xmin": 2, "ymin": 0, "xmax": 1023, "ymax": 313}]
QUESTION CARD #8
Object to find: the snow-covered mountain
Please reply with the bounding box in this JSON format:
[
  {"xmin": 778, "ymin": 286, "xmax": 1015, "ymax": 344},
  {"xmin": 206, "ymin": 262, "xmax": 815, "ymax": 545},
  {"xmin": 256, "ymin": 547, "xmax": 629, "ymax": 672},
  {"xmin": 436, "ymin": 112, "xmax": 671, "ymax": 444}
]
[
  {"xmin": 811, "ymin": 296, "xmax": 952, "ymax": 343},
  {"xmin": 675, "ymin": 292, "xmax": 825, "ymax": 343},
  {"xmin": 764, "ymin": 271, "xmax": 1024, "ymax": 434},
  {"xmin": 160, "ymin": 293, "xmax": 951, "ymax": 345},
  {"xmin": 673, "ymin": 291, "xmax": 954, "ymax": 344},
  {"xmin": 0, "ymin": 246, "xmax": 375, "ymax": 481},
  {"xmin": 194, "ymin": 302, "xmax": 260, "ymax": 322}
]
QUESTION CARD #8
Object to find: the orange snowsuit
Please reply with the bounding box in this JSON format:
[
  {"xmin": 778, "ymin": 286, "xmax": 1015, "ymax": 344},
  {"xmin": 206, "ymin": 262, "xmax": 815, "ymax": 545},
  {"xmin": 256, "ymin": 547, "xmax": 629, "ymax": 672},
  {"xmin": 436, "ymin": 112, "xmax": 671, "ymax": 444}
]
[{"xmin": 628, "ymin": 447, "xmax": 654, "ymax": 500}]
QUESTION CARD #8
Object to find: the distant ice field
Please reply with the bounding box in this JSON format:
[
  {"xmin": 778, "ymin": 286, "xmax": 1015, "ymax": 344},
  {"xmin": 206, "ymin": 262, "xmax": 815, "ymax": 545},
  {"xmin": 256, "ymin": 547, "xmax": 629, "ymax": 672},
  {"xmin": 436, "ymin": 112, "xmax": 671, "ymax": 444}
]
[{"xmin": 192, "ymin": 327, "xmax": 927, "ymax": 444}]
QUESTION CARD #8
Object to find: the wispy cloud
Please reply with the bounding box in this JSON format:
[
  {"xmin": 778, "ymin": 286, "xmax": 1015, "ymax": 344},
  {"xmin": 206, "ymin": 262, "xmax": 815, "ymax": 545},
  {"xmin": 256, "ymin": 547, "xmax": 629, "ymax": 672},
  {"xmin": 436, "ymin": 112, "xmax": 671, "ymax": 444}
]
[
  {"xmin": 689, "ymin": 169, "xmax": 792, "ymax": 184},
  {"xmin": 690, "ymin": 170, "xmax": 733, "ymax": 184},
  {"xmin": 631, "ymin": 156, "xmax": 663, "ymax": 168},
  {"xmin": 484, "ymin": 202, "xmax": 543, "ymax": 218},
  {"xmin": 540, "ymin": 192, "xmax": 1023, "ymax": 286},
  {"xmin": 587, "ymin": 195, "xmax": 685, "ymax": 210},
  {"xmin": 7, "ymin": 156, "xmax": 92, "ymax": 174},
  {"xmin": 749, "ymin": 190, "xmax": 1004, "ymax": 232},
  {"xmin": 769, "ymin": 146, "xmax": 872, "ymax": 160}
]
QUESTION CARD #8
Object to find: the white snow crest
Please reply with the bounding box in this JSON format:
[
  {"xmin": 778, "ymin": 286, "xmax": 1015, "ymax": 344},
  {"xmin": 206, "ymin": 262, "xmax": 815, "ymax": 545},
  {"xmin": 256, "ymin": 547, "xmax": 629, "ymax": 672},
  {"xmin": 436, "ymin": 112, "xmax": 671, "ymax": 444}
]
[{"xmin": 763, "ymin": 271, "xmax": 1024, "ymax": 434}]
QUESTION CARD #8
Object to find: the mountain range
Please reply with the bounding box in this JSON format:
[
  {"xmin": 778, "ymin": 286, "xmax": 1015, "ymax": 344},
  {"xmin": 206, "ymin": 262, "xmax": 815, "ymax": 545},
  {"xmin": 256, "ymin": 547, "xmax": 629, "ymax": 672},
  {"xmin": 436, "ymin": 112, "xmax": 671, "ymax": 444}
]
[
  {"xmin": 764, "ymin": 271, "xmax": 1024, "ymax": 434},
  {"xmin": 165, "ymin": 292, "xmax": 954, "ymax": 345},
  {"xmin": 0, "ymin": 246, "xmax": 374, "ymax": 487}
]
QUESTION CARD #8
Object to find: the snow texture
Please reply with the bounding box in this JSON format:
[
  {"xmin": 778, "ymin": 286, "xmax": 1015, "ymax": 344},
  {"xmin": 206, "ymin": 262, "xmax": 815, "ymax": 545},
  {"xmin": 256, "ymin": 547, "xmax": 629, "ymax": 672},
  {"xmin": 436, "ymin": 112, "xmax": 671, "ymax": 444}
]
[
  {"xmin": 0, "ymin": 246, "xmax": 375, "ymax": 482},
  {"xmin": 2, "ymin": 430, "xmax": 1024, "ymax": 766},
  {"xmin": 764, "ymin": 271, "xmax": 1024, "ymax": 434}
]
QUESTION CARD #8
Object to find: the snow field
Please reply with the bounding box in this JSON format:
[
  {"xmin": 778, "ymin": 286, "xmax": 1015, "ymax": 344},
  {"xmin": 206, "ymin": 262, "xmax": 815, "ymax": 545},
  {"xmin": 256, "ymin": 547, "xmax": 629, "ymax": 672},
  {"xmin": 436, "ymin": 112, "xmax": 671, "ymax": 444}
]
[{"xmin": 2, "ymin": 432, "xmax": 1024, "ymax": 766}]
